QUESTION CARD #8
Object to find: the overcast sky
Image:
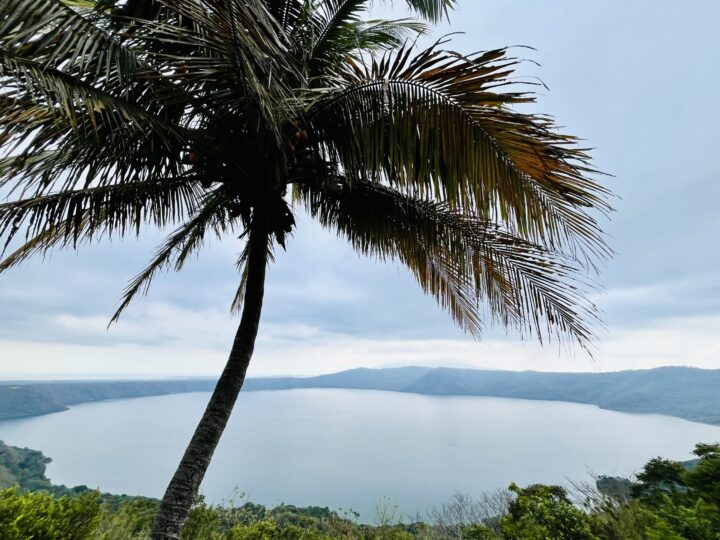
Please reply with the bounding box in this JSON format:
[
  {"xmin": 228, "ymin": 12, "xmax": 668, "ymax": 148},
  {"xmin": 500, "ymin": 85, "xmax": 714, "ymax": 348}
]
[{"xmin": 1, "ymin": 0, "xmax": 718, "ymax": 379}]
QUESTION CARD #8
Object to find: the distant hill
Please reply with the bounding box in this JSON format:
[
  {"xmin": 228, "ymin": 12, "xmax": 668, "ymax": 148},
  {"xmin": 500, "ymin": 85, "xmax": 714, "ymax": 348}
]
[
  {"xmin": 0, "ymin": 379, "xmax": 216, "ymax": 421},
  {"xmin": 0, "ymin": 439, "xmax": 52, "ymax": 491},
  {"xmin": 242, "ymin": 366, "xmax": 720, "ymax": 426},
  {"xmin": 1, "ymin": 366, "xmax": 719, "ymax": 426}
]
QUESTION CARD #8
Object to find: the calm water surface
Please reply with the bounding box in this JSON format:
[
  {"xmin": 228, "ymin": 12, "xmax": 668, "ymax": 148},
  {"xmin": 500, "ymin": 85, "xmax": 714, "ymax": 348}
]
[{"xmin": 1, "ymin": 389, "xmax": 719, "ymax": 519}]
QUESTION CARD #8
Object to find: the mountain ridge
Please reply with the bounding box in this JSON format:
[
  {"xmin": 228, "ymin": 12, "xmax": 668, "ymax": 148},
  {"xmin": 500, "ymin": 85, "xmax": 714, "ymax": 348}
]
[
  {"xmin": 243, "ymin": 365, "xmax": 720, "ymax": 425},
  {"xmin": 1, "ymin": 366, "xmax": 718, "ymax": 426}
]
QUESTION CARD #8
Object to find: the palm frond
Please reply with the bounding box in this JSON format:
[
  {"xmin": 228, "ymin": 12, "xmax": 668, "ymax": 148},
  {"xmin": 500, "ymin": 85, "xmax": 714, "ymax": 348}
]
[
  {"xmin": 0, "ymin": 0, "xmax": 612, "ymax": 357},
  {"xmin": 230, "ymin": 257, "xmax": 250, "ymax": 315},
  {"xmin": 309, "ymin": 1, "xmax": 368, "ymax": 63},
  {"xmin": 0, "ymin": 220, "xmax": 75, "ymax": 272},
  {"xmin": 309, "ymin": 43, "xmax": 612, "ymax": 263},
  {"xmin": 110, "ymin": 187, "xmax": 233, "ymax": 322},
  {"xmin": 310, "ymin": 17, "xmax": 426, "ymax": 74},
  {"xmin": 297, "ymin": 179, "xmax": 599, "ymax": 347},
  {"xmin": 0, "ymin": 176, "xmax": 202, "ymax": 254},
  {"xmin": 0, "ymin": 52, "xmax": 187, "ymax": 146},
  {"xmin": 307, "ymin": 1, "xmax": 435, "ymax": 73},
  {"xmin": 352, "ymin": 19, "xmax": 427, "ymax": 51},
  {"xmin": 403, "ymin": 0, "xmax": 455, "ymax": 22},
  {"xmin": 229, "ymin": 227, "xmax": 279, "ymax": 315},
  {"xmin": 0, "ymin": 0, "xmax": 147, "ymax": 90},
  {"xmin": 265, "ymin": 0, "xmax": 305, "ymax": 34},
  {"xmin": 129, "ymin": 0, "xmax": 293, "ymax": 139},
  {"xmin": 148, "ymin": 0, "xmax": 288, "ymax": 67},
  {"xmin": 0, "ymin": 8, "xmax": 192, "ymax": 195}
]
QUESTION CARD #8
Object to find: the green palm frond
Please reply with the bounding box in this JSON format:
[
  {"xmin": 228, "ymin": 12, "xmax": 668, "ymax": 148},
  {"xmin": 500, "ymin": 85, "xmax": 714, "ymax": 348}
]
[
  {"xmin": 0, "ymin": 53, "xmax": 186, "ymax": 145},
  {"xmin": 308, "ymin": 17, "xmax": 426, "ymax": 75},
  {"xmin": 229, "ymin": 234, "xmax": 278, "ymax": 315},
  {"xmin": 230, "ymin": 260, "xmax": 250, "ymax": 315},
  {"xmin": 143, "ymin": 0, "xmax": 288, "ymax": 71},
  {"xmin": 110, "ymin": 187, "xmax": 233, "ymax": 323},
  {"xmin": 352, "ymin": 19, "xmax": 427, "ymax": 50},
  {"xmin": 274, "ymin": 0, "xmax": 451, "ymax": 48},
  {"xmin": 0, "ymin": 151, "xmax": 57, "ymax": 185},
  {"xmin": 0, "ymin": 0, "xmax": 138, "ymax": 85},
  {"xmin": 309, "ymin": 43, "xmax": 611, "ymax": 262},
  {"xmin": 404, "ymin": 0, "xmax": 455, "ymax": 23},
  {"xmin": 297, "ymin": 179, "xmax": 598, "ymax": 347},
  {"xmin": 0, "ymin": 176, "xmax": 201, "ymax": 255},
  {"xmin": 266, "ymin": 0, "xmax": 306, "ymax": 34},
  {"xmin": 0, "ymin": 3, "xmax": 187, "ymax": 193},
  {"xmin": 307, "ymin": 1, "xmax": 433, "ymax": 70},
  {"xmin": 309, "ymin": 1, "xmax": 369, "ymax": 62},
  {"xmin": 0, "ymin": 216, "xmax": 87, "ymax": 272},
  {"xmin": 127, "ymin": 1, "xmax": 293, "ymax": 139}
]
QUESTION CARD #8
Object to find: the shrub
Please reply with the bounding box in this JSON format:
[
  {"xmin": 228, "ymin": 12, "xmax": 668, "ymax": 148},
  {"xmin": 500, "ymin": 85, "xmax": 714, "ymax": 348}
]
[
  {"xmin": 0, "ymin": 487, "xmax": 100, "ymax": 540},
  {"xmin": 499, "ymin": 483, "xmax": 597, "ymax": 540}
]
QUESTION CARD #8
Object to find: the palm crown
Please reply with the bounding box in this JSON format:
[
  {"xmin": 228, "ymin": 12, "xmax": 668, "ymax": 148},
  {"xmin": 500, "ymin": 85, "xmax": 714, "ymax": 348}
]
[
  {"xmin": 0, "ymin": 0, "xmax": 612, "ymax": 536},
  {"xmin": 1, "ymin": 0, "xmax": 610, "ymax": 345}
]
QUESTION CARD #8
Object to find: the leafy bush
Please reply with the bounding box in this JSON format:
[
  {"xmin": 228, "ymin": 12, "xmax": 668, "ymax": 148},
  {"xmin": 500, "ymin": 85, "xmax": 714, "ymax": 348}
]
[
  {"xmin": 0, "ymin": 488, "xmax": 100, "ymax": 540},
  {"xmin": 499, "ymin": 483, "xmax": 597, "ymax": 540},
  {"xmin": 93, "ymin": 498, "xmax": 156, "ymax": 539}
]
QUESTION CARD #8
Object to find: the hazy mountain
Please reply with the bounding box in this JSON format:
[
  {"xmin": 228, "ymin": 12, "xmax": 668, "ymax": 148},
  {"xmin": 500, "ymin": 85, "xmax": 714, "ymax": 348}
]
[
  {"xmin": 1, "ymin": 366, "xmax": 718, "ymax": 426},
  {"xmin": 244, "ymin": 366, "xmax": 720, "ymax": 425},
  {"xmin": 0, "ymin": 380, "xmax": 216, "ymax": 420}
]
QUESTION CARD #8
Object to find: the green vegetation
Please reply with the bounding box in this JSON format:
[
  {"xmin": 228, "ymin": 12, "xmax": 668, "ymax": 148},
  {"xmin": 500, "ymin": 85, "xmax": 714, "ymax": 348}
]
[
  {"xmin": 0, "ymin": 385, "xmax": 68, "ymax": 420},
  {"xmin": 1, "ymin": 440, "xmax": 719, "ymax": 538},
  {"xmin": 0, "ymin": 489, "xmax": 101, "ymax": 540},
  {"xmin": 0, "ymin": 440, "xmax": 52, "ymax": 492},
  {"xmin": 582, "ymin": 443, "xmax": 720, "ymax": 539}
]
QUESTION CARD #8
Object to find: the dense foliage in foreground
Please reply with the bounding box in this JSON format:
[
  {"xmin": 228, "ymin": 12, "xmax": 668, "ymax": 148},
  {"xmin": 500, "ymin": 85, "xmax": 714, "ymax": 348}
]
[{"xmin": 0, "ymin": 442, "xmax": 718, "ymax": 539}]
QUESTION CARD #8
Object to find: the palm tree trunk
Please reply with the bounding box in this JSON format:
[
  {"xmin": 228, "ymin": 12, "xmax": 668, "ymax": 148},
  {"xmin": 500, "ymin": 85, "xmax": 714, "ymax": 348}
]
[{"xmin": 151, "ymin": 218, "xmax": 269, "ymax": 540}]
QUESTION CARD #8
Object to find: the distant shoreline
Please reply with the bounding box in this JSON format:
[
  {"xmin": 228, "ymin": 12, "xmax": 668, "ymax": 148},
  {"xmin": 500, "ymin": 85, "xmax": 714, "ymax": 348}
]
[
  {"xmin": 1, "ymin": 365, "xmax": 719, "ymax": 427},
  {"xmin": 0, "ymin": 379, "xmax": 217, "ymax": 422}
]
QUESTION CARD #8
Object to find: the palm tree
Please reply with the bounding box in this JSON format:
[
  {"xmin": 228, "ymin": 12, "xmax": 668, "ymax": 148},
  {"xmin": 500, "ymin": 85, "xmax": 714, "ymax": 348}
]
[{"xmin": 0, "ymin": 0, "xmax": 612, "ymax": 537}]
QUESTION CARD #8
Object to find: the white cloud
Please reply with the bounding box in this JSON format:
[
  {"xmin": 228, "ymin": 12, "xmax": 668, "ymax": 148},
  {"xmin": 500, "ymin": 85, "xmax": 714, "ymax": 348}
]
[
  {"xmin": 1, "ymin": 303, "xmax": 718, "ymax": 379},
  {"xmin": 52, "ymin": 303, "xmax": 237, "ymax": 350},
  {"xmin": 266, "ymin": 273, "xmax": 364, "ymax": 304},
  {"xmin": 0, "ymin": 340, "xmax": 226, "ymax": 379},
  {"xmin": 596, "ymin": 315, "xmax": 720, "ymax": 370},
  {"xmin": 592, "ymin": 276, "xmax": 719, "ymax": 313}
]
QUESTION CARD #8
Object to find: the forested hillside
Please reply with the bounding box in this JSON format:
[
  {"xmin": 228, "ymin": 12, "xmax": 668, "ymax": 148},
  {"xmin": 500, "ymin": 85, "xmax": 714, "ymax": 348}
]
[
  {"xmin": 244, "ymin": 366, "xmax": 720, "ymax": 425},
  {"xmin": 0, "ymin": 380, "xmax": 215, "ymax": 420},
  {"xmin": 2, "ymin": 366, "xmax": 719, "ymax": 425}
]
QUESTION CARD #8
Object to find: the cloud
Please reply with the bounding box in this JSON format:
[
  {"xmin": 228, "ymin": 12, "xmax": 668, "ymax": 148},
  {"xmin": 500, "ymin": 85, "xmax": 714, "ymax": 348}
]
[
  {"xmin": 597, "ymin": 315, "xmax": 720, "ymax": 370},
  {"xmin": 593, "ymin": 276, "xmax": 720, "ymax": 325},
  {"xmin": 1, "ymin": 301, "xmax": 718, "ymax": 379},
  {"xmin": 0, "ymin": 339, "xmax": 227, "ymax": 380}
]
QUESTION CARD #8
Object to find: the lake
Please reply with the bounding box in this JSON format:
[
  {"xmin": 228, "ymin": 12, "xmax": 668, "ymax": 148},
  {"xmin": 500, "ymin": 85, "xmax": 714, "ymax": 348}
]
[{"xmin": 1, "ymin": 389, "xmax": 719, "ymax": 520}]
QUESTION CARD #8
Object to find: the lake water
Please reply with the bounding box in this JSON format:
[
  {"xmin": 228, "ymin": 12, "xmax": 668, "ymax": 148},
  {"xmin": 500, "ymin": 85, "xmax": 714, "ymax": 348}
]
[{"xmin": 1, "ymin": 389, "xmax": 719, "ymax": 520}]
